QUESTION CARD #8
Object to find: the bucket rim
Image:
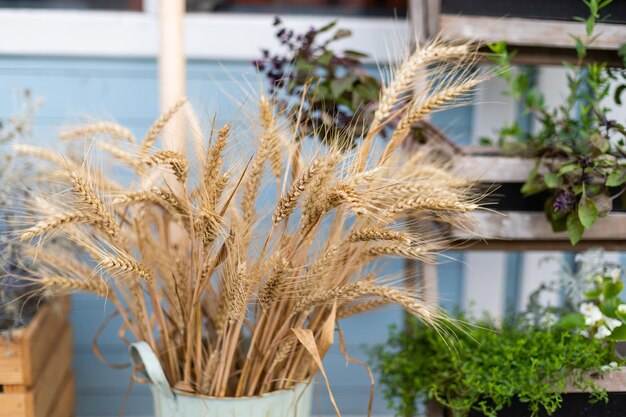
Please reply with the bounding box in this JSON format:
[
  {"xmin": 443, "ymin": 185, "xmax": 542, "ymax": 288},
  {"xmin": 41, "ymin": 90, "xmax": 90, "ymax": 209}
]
[{"xmin": 172, "ymin": 380, "xmax": 312, "ymax": 400}]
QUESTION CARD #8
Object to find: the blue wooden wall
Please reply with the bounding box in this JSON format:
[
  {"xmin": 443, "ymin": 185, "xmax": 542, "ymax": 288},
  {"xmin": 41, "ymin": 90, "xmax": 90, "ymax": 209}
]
[{"xmin": 0, "ymin": 56, "xmax": 473, "ymax": 416}]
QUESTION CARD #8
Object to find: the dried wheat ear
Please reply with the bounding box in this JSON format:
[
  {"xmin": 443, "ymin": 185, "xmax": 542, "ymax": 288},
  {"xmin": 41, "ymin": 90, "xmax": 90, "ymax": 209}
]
[{"xmin": 14, "ymin": 38, "xmax": 483, "ymax": 401}]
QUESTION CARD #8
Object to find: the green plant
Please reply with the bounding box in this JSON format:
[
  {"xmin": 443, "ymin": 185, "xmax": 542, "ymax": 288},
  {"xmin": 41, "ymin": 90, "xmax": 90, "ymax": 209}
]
[
  {"xmin": 483, "ymin": 0, "xmax": 626, "ymax": 245},
  {"xmin": 534, "ymin": 249, "xmax": 626, "ymax": 342},
  {"xmin": 370, "ymin": 317, "xmax": 615, "ymax": 417},
  {"xmin": 254, "ymin": 17, "xmax": 381, "ymax": 149},
  {"xmin": 369, "ymin": 249, "xmax": 625, "ymax": 417}
]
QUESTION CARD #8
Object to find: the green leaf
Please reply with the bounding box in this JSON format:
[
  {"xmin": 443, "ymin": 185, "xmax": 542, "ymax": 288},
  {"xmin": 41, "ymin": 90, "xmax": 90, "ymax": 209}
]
[
  {"xmin": 558, "ymin": 164, "xmax": 577, "ymax": 176},
  {"xmin": 544, "ymin": 172, "xmax": 562, "ymax": 189},
  {"xmin": 607, "ymin": 169, "xmax": 626, "ymax": 186},
  {"xmin": 354, "ymin": 83, "xmax": 378, "ymax": 102},
  {"xmin": 578, "ymin": 196, "xmax": 598, "ymax": 229},
  {"xmin": 329, "ymin": 74, "xmax": 357, "ymax": 98},
  {"xmin": 318, "ymin": 20, "xmax": 337, "ymax": 33},
  {"xmin": 317, "ymin": 50, "xmax": 334, "ymax": 66},
  {"xmin": 559, "ymin": 313, "xmax": 585, "ymax": 329},
  {"xmin": 590, "ymin": 133, "xmax": 609, "ymax": 153},
  {"xmin": 614, "ymin": 84, "xmax": 626, "ymax": 105},
  {"xmin": 574, "ymin": 36, "xmax": 587, "ymax": 59},
  {"xmin": 343, "ymin": 49, "xmax": 368, "ymax": 58},
  {"xmin": 608, "ymin": 324, "xmax": 626, "ymax": 342},
  {"xmin": 332, "ymin": 28, "xmax": 352, "ymax": 41},
  {"xmin": 521, "ymin": 162, "xmax": 545, "ymax": 195},
  {"xmin": 601, "ymin": 297, "xmax": 620, "ymax": 318},
  {"xmin": 584, "ymin": 288, "xmax": 603, "ymax": 299},
  {"xmin": 618, "ymin": 43, "xmax": 626, "ymax": 66},
  {"xmin": 479, "ymin": 137, "xmax": 493, "ymax": 146},
  {"xmin": 604, "ymin": 281, "xmax": 624, "ymax": 299},
  {"xmin": 567, "ymin": 212, "xmax": 584, "ymax": 245},
  {"xmin": 594, "ymin": 194, "xmax": 613, "ymax": 216}
]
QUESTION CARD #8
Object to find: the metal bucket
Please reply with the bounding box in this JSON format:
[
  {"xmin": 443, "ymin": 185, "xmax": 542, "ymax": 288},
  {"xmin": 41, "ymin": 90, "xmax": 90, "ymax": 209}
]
[{"xmin": 130, "ymin": 342, "xmax": 314, "ymax": 417}]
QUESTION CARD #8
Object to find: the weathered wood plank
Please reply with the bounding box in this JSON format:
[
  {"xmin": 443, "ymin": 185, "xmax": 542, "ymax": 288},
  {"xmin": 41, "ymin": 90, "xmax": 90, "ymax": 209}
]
[
  {"xmin": 567, "ymin": 368, "xmax": 626, "ymax": 393},
  {"xmin": 33, "ymin": 325, "xmax": 73, "ymax": 417},
  {"xmin": 0, "ymin": 391, "xmax": 30, "ymax": 417},
  {"xmin": 48, "ymin": 372, "xmax": 75, "ymax": 417},
  {"xmin": 453, "ymin": 212, "xmax": 626, "ymax": 241},
  {"xmin": 0, "ymin": 298, "xmax": 69, "ymax": 386},
  {"xmin": 453, "ymin": 155, "xmax": 539, "ymax": 182},
  {"xmin": 440, "ymin": 14, "xmax": 626, "ymax": 50}
]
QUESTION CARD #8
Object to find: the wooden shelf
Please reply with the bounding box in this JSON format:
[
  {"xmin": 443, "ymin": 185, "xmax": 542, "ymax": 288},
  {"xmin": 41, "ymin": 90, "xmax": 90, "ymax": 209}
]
[
  {"xmin": 440, "ymin": 15, "xmax": 626, "ymax": 50},
  {"xmin": 450, "ymin": 212, "xmax": 626, "ymax": 251},
  {"xmin": 438, "ymin": 14, "xmax": 626, "ymax": 66}
]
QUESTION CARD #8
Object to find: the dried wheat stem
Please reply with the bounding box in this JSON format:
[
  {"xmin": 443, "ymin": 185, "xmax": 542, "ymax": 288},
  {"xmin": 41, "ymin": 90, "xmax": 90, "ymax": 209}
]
[
  {"xmin": 373, "ymin": 44, "xmax": 469, "ymax": 129},
  {"xmin": 387, "ymin": 194, "xmax": 478, "ymax": 214},
  {"xmin": 337, "ymin": 299, "xmax": 388, "ymax": 319},
  {"xmin": 366, "ymin": 243, "xmax": 439, "ymax": 260},
  {"xmin": 141, "ymin": 97, "xmax": 187, "ymax": 151},
  {"xmin": 20, "ymin": 213, "xmax": 90, "ymax": 241},
  {"xmin": 69, "ymin": 171, "xmax": 120, "ymax": 238},
  {"xmin": 100, "ymin": 256, "xmax": 154, "ymax": 281},
  {"xmin": 348, "ymin": 228, "xmax": 411, "ymax": 244},
  {"xmin": 96, "ymin": 141, "xmax": 142, "ymax": 169},
  {"xmin": 150, "ymin": 187, "xmax": 189, "ymax": 216},
  {"xmin": 61, "ymin": 122, "xmax": 136, "ymax": 143},
  {"xmin": 259, "ymin": 97, "xmax": 282, "ymax": 180},
  {"xmin": 202, "ymin": 124, "xmax": 229, "ymax": 194},
  {"xmin": 259, "ymin": 258, "xmax": 289, "ymax": 306},
  {"xmin": 41, "ymin": 276, "xmax": 110, "ymax": 297},
  {"xmin": 144, "ymin": 150, "xmax": 189, "ymax": 184},
  {"xmin": 242, "ymin": 134, "xmax": 270, "ymax": 225},
  {"xmin": 381, "ymin": 78, "xmax": 481, "ymax": 163},
  {"xmin": 272, "ymin": 158, "xmax": 325, "ymax": 224},
  {"xmin": 14, "ymin": 144, "xmax": 73, "ymax": 169}
]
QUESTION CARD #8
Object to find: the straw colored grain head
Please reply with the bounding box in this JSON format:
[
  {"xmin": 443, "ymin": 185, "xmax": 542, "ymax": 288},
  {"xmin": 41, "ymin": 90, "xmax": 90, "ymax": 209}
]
[{"xmin": 14, "ymin": 37, "xmax": 483, "ymax": 400}]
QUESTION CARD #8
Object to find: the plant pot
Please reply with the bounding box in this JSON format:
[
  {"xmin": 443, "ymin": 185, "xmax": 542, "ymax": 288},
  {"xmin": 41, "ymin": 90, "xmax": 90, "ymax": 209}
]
[
  {"xmin": 129, "ymin": 342, "xmax": 314, "ymax": 417},
  {"xmin": 0, "ymin": 297, "xmax": 74, "ymax": 417}
]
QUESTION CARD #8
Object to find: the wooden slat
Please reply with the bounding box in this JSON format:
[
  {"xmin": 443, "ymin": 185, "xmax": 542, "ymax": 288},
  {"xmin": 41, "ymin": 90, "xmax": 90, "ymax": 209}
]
[
  {"xmin": 453, "ymin": 212, "xmax": 626, "ymax": 240},
  {"xmin": 567, "ymin": 368, "xmax": 626, "ymax": 393},
  {"xmin": 0, "ymin": 324, "xmax": 73, "ymax": 417},
  {"xmin": 0, "ymin": 391, "xmax": 29, "ymax": 417},
  {"xmin": 453, "ymin": 155, "xmax": 539, "ymax": 182},
  {"xmin": 27, "ymin": 300, "xmax": 69, "ymax": 388},
  {"xmin": 47, "ymin": 373, "xmax": 75, "ymax": 417},
  {"xmin": 440, "ymin": 14, "xmax": 626, "ymax": 50},
  {"xmin": 33, "ymin": 325, "xmax": 73, "ymax": 417},
  {"xmin": 0, "ymin": 298, "xmax": 69, "ymax": 386},
  {"xmin": 450, "ymin": 212, "xmax": 626, "ymax": 251}
]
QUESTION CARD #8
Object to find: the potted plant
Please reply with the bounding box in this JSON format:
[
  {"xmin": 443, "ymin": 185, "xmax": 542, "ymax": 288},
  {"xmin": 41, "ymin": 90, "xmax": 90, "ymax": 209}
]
[
  {"xmin": 454, "ymin": 0, "xmax": 626, "ymax": 246},
  {"xmin": 12, "ymin": 39, "xmax": 484, "ymax": 416},
  {"xmin": 0, "ymin": 91, "xmax": 75, "ymax": 417},
  {"xmin": 369, "ymin": 249, "xmax": 626, "ymax": 417}
]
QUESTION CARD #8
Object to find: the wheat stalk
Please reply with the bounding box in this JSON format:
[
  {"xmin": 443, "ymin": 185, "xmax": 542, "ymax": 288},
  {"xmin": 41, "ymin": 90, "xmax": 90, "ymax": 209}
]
[
  {"xmin": 61, "ymin": 122, "xmax": 136, "ymax": 143},
  {"xmin": 100, "ymin": 256, "xmax": 153, "ymax": 281},
  {"xmin": 40, "ymin": 276, "xmax": 110, "ymax": 297},
  {"xmin": 141, "ymin": 97, "xmax": 187, "ymax": 151},
  {"xmin": 20, "ymin": 213, "xmax": 91, "ymax": 241},
  {"xmin": 16, "ymin": 38, "xmax": 482, "ymax": 399},
  {"xmin": 272, "ymin": 158, "xmax": 327, "ymax": 224},
  {"xmin": 144, "ymin": 150, "xmax": 189, "ymax": 184}
]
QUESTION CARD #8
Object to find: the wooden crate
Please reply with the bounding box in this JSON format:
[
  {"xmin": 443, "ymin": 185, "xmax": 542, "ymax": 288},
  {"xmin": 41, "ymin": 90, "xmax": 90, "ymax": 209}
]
[{"xmin": 0, "ymin": 298, "xmax": 75, "ymax": 417}]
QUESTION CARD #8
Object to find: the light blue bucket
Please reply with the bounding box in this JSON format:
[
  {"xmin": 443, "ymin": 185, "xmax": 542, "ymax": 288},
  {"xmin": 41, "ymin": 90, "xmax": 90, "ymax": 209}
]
[{"xmin": 130, "ymin": 342, "xmax": 314, "ymax": 417}]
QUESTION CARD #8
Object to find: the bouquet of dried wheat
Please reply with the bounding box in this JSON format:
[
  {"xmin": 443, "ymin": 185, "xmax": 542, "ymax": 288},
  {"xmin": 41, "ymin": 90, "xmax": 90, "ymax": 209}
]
[{"xmin": 12, "ymin": 40, "xmax": 482, "ymax": 404}]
